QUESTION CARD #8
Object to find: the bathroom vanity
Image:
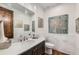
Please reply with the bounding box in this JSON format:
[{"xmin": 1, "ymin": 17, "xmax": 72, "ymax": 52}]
[
  {"xmin": 0, "ymin": 5, "xmax": 45, "ymax": 55},
  {"xmin": 20, "ymin": 41, "xmax": 45, "ymax": 55},
  {"xmin": 0, "ymin": 37, "xmax": 45, "ymax": 55}
]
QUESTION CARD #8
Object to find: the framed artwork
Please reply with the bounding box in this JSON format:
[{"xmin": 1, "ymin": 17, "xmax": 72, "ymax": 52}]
[
  {"xmin": 38, "ymin": 17, "xmax": 43, "ymax": 28},
  {"xmin": 32, "ymin": 21, "xmax": 35, "ymax": 32},
  {"xmin": 76, "ymin": 17, "xmax": 79, "ymax": 33},
  {"xmin": 15, "ymin": 19, "xmax": 23, "ymax": 28},
  {"xmin": 48, "ymin": 14, "xmax": 68, "ymax": 34},
  {"xmin": 24, "ymin": 24, "xmax": 30, "ymax": 31}
]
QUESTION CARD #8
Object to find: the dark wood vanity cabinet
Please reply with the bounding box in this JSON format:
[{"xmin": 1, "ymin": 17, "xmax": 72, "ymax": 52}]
[
  {"xmin": 32, "ymin": 41, "xmax": 45, "ymax": 55},
  {"xmin": 20, "ymin": 41, "xmax": 45, "ymax": 55},
  {"xmin": 0, "ymin": 7, "xmax": 13, "ymax": 38}
]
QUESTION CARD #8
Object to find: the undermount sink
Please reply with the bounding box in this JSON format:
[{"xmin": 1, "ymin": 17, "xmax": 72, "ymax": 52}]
[
  {"xmin": 0, "ymin": 41, "xmax": 11, "ymax": 50},
  {"xmin": 25, "ymin": 39, "xmax": 36, "ymax": 43}
]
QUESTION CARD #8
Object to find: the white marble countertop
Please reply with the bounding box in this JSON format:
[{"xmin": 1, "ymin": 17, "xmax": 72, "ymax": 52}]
[{"xmin": 0, "ymin": 37, "xmax": 45, "ymax": 55}]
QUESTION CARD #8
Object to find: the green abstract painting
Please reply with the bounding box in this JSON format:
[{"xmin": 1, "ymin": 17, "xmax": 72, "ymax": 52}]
[{"xmin": 48, "ymin": 14, "xmax": 68, "ymax": 34}]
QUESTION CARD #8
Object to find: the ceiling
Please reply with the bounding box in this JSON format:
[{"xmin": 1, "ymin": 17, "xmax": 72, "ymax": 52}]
[
  {"xmin": 32, "ymin": 3, "xmax": 62, "ymax": 10},
  {"xmin": 3, "ymin": 3, "xmax": 62, "ymax": 13},
  {"xmin": 3, "ymin": 3, "xmax": 34, "ymax": 15}
]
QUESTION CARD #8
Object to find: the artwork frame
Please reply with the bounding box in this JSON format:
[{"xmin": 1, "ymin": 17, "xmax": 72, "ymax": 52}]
[
  {"xmin": 15, "ymin": 19, "xmax": 23, "ymax": 28},
  {"xmin": 76, "ymin": 17, "xmax": 79, "ymax": 33},
  {"xmin": 32, "ymin": 21, "xmax": 35, "ymax": 32},
  {"xmin": 24, "ymin": 24, "xmax": 30, "ymax": 31},
  {"xmin": 48, "ymin": 14, "xmax": 68, "ymax": 34},
  {"xmin": 38, "ymin": 17, "xmax": 43, "ymax": 28}
]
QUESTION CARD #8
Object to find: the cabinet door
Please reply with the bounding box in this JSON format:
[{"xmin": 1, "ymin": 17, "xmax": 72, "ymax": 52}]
[
  {"xmin": 32, "ymin": 47, "xmax": 38, "ymax": 55},
  {"xmin": 32, "ymin": 41, "xmax": 45, "ymax": 55},
  {"xmin": 0, "ymin": 7, "xmax": 13, "ymax": 38},
  {"xmin": 37, "ymin": 41, "xmax": 45, "ymax": 55}
]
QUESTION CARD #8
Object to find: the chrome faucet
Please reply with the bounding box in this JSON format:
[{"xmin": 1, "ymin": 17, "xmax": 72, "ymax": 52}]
[{"xmin": 19, "ymin": 35, "xmax": 28, "ymax": 42}]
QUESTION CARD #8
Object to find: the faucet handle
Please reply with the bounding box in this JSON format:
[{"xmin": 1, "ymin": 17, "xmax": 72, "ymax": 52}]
[{"xmin": 24, "ymin": 36, "xmax": 26, "ymax": 41}]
